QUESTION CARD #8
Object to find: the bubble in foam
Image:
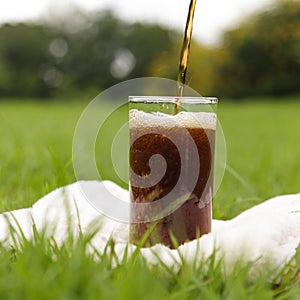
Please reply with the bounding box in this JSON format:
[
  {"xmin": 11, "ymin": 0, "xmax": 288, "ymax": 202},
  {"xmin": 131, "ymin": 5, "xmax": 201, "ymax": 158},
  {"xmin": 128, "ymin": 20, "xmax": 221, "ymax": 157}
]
[{"xmin": 129, "ymin": 109, "xmax": 216, "ymax": 130}]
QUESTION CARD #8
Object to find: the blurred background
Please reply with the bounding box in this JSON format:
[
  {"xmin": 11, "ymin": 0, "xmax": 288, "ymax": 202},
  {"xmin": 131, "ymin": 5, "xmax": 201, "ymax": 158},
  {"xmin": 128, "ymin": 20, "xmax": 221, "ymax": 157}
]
[{"xmin": 0, "ymin": 0, "xmax": 299, "ymax": 100}]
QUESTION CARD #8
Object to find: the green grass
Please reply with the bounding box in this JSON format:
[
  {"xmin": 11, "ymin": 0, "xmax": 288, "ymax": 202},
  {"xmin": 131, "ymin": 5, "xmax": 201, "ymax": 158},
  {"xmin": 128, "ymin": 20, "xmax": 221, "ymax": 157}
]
[
  {"xmin": 215, "ymin": 97, "xmax": 300, "ymax": 219},
  {"xmin": 0, "ymin": 97, "xmax": 300, "ymax": 299}
]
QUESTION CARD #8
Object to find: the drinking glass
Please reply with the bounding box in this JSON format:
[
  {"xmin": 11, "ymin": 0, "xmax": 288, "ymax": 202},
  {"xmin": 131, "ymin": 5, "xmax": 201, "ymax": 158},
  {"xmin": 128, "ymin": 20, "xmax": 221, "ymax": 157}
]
[{"xmin": 129, "ymin": 96, "xmax": 217, "ymax": 248}]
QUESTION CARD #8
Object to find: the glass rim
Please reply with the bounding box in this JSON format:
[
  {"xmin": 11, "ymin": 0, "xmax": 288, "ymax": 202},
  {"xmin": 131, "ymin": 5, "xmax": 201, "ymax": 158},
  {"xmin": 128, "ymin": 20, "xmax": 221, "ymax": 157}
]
[{"xmin": 129, "ymin": 96, "xmax": 218, "ymax": 105}]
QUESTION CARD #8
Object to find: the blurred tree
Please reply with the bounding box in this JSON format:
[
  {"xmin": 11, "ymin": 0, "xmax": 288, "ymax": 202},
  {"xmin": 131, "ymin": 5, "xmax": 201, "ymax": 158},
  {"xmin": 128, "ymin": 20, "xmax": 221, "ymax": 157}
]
[
  {"xmin": 213, "ymin": 0, "xmax": 300, "ymax": 98},
  {"xmin": 0, "ymin": 1, "xmax": 299, "ymax": 100},
  {"xmin": 147, "ymin": 39, "xmax": 221, "ymax": 96},
  {"xmin": 0, "ymin": 24, "xmax": 52, "ymax": 97},
  {"xmin": 0, "ymin": 10, "xmax": 177, "ymax": 99},
  {"xmin": 56, "ymin": 10, "xmax": 125, "ymax": 92},
  {"xmin": 151, "ymin": 0, "xmax": 300, "ymax": 99},
  {"xmin": 123, "ymin": 22, "xmax": 176, "ymax": 79},
  {"xmin": 183, "ymin": 44, "xmax": 222, "ymax": 96}
]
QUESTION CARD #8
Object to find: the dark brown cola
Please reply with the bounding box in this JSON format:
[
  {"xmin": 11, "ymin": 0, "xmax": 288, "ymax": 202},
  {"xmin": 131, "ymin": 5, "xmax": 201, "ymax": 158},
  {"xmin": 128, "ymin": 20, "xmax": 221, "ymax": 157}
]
[{"xmin": 129, "ymin": 110, "xmax": 215, "ymax": 248}]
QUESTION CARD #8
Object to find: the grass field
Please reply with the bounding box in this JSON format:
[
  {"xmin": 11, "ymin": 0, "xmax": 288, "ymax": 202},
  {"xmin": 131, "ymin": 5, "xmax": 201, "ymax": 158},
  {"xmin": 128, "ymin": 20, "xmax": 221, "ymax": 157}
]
[{"xmin": 0, "ymin": 97, "xmax": 299, "ymax": 299}]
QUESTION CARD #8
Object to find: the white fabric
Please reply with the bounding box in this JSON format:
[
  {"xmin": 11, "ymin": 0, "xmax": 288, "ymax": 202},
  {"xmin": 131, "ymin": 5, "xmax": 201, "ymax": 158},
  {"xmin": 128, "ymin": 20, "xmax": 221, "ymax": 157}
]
[{"xmin": 1, "ymin": 180, "xmax": 299, "ymax": 272}]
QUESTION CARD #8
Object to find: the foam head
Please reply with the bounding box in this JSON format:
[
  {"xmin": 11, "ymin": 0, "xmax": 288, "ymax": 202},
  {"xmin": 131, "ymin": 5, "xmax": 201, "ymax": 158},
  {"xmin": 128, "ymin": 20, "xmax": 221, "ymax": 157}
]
[{"xmin": 129, "ymin": 109, "xmax": 216, "ymax": 130}]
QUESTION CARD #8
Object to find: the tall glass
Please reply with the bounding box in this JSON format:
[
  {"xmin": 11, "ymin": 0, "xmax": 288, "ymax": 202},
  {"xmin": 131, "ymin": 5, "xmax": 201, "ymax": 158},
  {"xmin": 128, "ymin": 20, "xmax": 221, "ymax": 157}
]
[{"xmin": 129, "ymin": 96, "xmax": 217, "ymax": 248}]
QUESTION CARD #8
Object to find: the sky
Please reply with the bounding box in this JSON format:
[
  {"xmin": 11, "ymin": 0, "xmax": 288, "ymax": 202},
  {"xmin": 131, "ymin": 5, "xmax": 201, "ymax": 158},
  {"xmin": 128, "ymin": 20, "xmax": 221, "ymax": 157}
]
[{"xmin": 1, "ymin": 0, "xmax": 274, "ymax": 45}]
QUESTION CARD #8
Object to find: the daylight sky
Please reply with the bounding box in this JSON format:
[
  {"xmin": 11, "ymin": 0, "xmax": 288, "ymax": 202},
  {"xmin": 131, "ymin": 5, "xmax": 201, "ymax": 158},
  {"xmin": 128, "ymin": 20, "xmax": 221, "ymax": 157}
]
[{"xmin": 1, "ymin": 0, "xmax": 274, "ymax": 44}]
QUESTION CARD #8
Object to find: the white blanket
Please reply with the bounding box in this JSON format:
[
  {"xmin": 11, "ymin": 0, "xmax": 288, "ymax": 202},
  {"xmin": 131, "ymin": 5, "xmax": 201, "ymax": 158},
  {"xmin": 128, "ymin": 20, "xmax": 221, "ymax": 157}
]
[{"xmin": 1, "ymin": 180, "xmax": 299, "ymax": 272}]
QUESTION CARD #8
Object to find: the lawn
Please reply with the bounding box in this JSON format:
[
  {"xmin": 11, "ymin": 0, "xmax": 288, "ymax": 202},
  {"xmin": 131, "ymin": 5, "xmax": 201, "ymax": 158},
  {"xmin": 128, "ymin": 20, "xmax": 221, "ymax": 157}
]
[{"xmin": 0, "ymin": 97, "xmax": 299, "ymax": 299}]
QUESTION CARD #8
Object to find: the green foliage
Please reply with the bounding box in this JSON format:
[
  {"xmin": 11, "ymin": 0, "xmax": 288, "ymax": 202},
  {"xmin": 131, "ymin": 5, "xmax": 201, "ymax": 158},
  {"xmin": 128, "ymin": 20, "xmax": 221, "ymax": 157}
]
[
  {"xmin": 144, "ymin": 0, "xmax": 300, "ymax": 99},
  {"xmin": 213, "ymin": 0, "xmax": 300, "ymax": 98},
  {"xmin": 0, "ymin": 10, "xmax": 177, "ymax": 100},
  {"xmin": 1, "ymin": 1, "xmax": 299, "ymax": 100},
  {"xmin": 0, "ymin": 24, "xmax": 51, "ymax": 97},
  {"xmin": 0, "ymin": 0, "xmax": 300, "ymax": 98}
]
